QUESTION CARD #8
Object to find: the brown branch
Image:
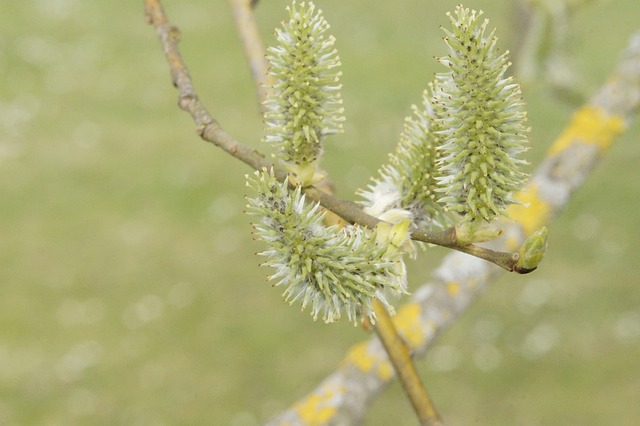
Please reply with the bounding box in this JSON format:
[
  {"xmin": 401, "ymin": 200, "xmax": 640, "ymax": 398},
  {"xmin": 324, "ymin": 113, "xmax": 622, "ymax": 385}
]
[
  {"xmin": 144, "ymin": 0, "xmax": 270, "ymax": 172},
  {"xmin": 144, "ymin": 0, "xmax": 527, "ymax": 274}
]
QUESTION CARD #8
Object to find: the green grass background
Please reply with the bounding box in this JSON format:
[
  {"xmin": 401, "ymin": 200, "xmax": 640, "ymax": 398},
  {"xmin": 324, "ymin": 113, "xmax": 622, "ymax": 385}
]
[{"xmin": 1, "ymin": 0, "xmax": 639, "ymax": 424}]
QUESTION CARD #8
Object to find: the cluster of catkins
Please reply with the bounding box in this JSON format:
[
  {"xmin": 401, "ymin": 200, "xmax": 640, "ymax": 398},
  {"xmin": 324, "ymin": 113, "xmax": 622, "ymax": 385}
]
[{"xmin": 246, "ymin": 2, "xmax": 530, "ymax": 325}]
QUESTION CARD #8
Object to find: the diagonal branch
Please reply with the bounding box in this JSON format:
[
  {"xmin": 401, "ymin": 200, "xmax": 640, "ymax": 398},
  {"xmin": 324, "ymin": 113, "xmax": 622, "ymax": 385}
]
[
  {"xmin": 144, "ymin": 0, "xmax": 528, "ymax": 274},
  {"xmin": 267, "ymin": 30, "xmax": 640, "ymax": 425}
]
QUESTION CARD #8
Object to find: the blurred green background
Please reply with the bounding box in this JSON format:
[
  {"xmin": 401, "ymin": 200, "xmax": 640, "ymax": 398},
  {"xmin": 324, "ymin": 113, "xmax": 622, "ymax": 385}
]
[{"xmin": 1, "ymin": 0, "xmax": 639, "ymax": 424}]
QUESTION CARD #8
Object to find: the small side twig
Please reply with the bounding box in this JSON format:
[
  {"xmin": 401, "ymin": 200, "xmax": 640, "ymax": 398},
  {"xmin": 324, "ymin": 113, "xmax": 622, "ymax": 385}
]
[
  {"xmin": 372, "ymin": 300, "xmax": 443, "ymax": 426},
  {"xmin": 228, "ymin": 0, "xmax": 271, "ymax": 109}
]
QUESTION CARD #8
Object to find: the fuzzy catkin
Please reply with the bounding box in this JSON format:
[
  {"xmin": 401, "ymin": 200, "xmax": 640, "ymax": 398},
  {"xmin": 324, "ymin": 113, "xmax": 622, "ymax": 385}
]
[
  {"xmin": 433, "ymin": 6, "xmax": 529, "ymax": 222},
  {"xmin": 263, "ymin": 1, "xmax": 344, "ymax": 185},
  {"xmin": 246, "ymin": 169, "xmax": 407, "ymax": 325},
  {"xmin": 359, "ymin": 90, "xmax": 450, "ymax": 230}
]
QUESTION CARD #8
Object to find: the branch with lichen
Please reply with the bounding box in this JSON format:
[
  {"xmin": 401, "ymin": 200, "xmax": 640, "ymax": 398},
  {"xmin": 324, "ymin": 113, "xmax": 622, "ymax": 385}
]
[{"xmin": 266, "ymin": 30, "xmax": 640, "ymax": 425}]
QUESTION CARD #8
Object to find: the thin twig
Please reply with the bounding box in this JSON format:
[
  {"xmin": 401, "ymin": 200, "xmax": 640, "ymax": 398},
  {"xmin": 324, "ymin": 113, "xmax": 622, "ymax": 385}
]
[
  {"xmin": 228, "ymin": 0, "xmax": 272, "ymax": 109},
  {"xmin": 372, "ymin": 300, "xmax": 443, "ymax": 426}
]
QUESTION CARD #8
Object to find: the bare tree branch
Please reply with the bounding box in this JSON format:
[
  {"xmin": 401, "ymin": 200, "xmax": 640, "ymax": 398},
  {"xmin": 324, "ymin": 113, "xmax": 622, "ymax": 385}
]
[{"xmin": 266, "ymin": 31, "xmax": 640, "ymax": 425}]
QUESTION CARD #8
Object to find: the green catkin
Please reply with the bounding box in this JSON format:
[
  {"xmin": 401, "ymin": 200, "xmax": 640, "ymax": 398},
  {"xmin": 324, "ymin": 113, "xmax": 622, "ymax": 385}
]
[
  {"xmin": 263, "ymin": 1, "xmax": 345, "ymax": 185},
  {"xmin": 433, "ymin": 5, "xmax": 529, "ymax": 223},
  {"xmin": 246, "ymin": 169, "xmax": 407, "ymax": 325},
  {"xmin": 359, "ymin": 90, "xmax": 450, "ymax": 230}
]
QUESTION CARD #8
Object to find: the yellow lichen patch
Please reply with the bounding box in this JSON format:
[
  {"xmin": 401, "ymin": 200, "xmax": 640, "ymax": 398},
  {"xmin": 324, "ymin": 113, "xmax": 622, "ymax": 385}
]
[
  {"xmin": 392, "ymin": 302, "xmax": 426, "ymax": 350},
  {"xmin": 376, "ymin": 357, "xmax": 394, "ymax": 381},
  {"xmin": 548, "ymin": 105, "xmax": 625, "ymax": 156},
  {"xmin": 343, "ymin": 341, "xmax": 393, "ymax": 380},
  {"xmin": 508, "ymin": 183, "xmax": 551, "ymax": 235},
  {"xmin": 293, "ymin": 382, "xmax": 342, "ymax": 424},
  {"xmin": 344, "ymin": 341, "xmax": 374, "ymax": 372},
  {"xmin": 504, "ymin": 234, "xmax": 521, "ymax": 252},
  {"xmin": 446, "ymin": 281, "xmax": 460, "ymax": 297}
]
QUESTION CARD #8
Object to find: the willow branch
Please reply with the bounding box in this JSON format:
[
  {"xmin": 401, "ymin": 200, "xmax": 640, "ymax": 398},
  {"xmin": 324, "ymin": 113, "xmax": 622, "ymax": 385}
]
[
  {"xmin": 144, "ymin": 0, "xmax": 525, "ymax": 274},
  {"xmin": 228, "ymin": 0, "xmax": 271, "ymax": 109},
  {"xmin": 268, "ymin": 30, "xmax": 640, "ymax": 425}
]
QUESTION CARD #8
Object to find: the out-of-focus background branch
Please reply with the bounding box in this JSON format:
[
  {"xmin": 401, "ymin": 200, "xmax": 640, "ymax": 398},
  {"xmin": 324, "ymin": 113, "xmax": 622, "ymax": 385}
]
[{"xmin": 1, "ymin": 1, "xmax": 639, "ymax": 425}]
